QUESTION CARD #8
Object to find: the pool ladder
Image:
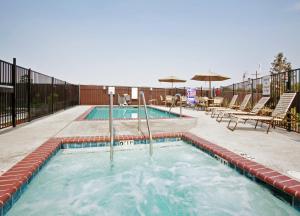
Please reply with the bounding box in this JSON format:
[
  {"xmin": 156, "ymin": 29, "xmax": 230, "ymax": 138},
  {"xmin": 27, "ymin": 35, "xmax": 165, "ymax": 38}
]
[
  {"xmin": 109, "ymin": 93, "xmax": 114, "ymax": 161},
  {"xmin": 138, "ymin": 91, "xmax": 153, "ymax": 156},
  {"xmin": 168, "ymin": 94, "xmax": 183, "ymax": 118}
]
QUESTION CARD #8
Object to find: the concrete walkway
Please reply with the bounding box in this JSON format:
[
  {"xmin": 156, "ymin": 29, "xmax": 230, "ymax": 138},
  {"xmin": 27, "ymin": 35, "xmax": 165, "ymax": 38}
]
[
  {"xmin": 0, "ymin": 106, "xmax": 90, "ymax": 174},
  {"xmin": 0, "ymin": 105, "xmax": 300, "ymax": 181}
]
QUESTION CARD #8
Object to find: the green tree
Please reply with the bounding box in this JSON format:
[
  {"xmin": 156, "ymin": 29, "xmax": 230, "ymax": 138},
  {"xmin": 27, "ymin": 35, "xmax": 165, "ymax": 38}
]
[{"xmin": 270, "ymin": 52, "xmax": 292, "ymax": 74}]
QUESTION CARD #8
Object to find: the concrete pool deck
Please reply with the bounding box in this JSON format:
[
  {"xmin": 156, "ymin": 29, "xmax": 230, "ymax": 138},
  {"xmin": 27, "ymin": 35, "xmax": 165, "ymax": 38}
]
[{"xmin": 0, "ymin": 105, "xmax": 300, "ymax": 181}]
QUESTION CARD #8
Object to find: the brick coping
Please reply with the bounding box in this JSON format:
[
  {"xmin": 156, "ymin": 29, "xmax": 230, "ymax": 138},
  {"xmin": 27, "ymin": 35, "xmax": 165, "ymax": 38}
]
[
  {"xmin": 1, "ymin": 132, "xmax": 300, "ymax": 214},
  {"xmin": 75, "ymin": 105, "xmax": 192, "ymax": 121}
]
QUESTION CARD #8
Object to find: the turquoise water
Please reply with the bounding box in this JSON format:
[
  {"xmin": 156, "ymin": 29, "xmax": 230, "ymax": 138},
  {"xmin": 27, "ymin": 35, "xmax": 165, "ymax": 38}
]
[
  {"xmin": 7, "ymin": 142, "xmax": 300, "ymax": 216},
  {"xmin": 85, "ymin": 106, "xmax": 179, "ymax": 119}
]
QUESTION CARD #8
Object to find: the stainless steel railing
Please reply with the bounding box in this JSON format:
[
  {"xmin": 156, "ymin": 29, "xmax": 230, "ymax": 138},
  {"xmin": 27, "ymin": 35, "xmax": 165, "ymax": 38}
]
[
  {"xmin": 138, "ymin": 91, "xmax": 153, "ymax": 156},
  {"xmin": 168, "ymin": 94, "xmax": 182, "ymax": 118},
  {"xmin": 109, "ymin": 93, "xmax": 114, "ymax": 161}
]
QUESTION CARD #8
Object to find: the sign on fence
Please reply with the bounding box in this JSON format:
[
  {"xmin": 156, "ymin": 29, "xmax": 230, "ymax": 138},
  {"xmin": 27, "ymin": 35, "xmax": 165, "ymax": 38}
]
[
  {"xmin": 108, "ymin": 86, "xmax": 115, "ymax": 95},
  {"xmin": 262, "ymin": 76, "xmax": 271, "ymax": 96},
  {"xmin": 131, "ymin": 87, "xmax": 138, "ymax": 99},
  {"xmin": 186, "ymin": 88, "xmax": 196, "ymax": 104}
]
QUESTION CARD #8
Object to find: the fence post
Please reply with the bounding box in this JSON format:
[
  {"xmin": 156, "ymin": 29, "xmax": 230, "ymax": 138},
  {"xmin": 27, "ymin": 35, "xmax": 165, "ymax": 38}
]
[
  {"xmin": 51, "ymin": 77, "xmax": 54, "ymax": 113},
  {"xmin": 28, "ymin": 68, "xmax": 31, "ymax": 121},
  {"xmin": 78, "ymin": 84, "xmax": 80, "ymax": 105},
  {"xmin": 251, "ymin": 79, "xmax": 254, "ymax": 108},
  {"xmin": 12, "ymin": 58, "xmax": 16, "ymax": 127},
  {"xmin": 287, "ymin": 71, "xmax": 292, "ymax": 131},
  {"xmin": 64, "ymin": 81, "xmax": 67, "ymax": 109},
  {"xmin": 232, "ymin": 83, "xmax": 235, "ymax": 96}
]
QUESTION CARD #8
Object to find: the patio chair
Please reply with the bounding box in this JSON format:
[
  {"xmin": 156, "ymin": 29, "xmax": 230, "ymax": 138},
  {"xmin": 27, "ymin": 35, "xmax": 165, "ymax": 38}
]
[
  {"xmin": 179, "ymin": 96, "xmax": 188, "ymax": 107},
  {"xmin": 227, "ymin": 93, "xmax": 297, "ymax": 133},
  {"xmin": 216, "ymin": 96, "xmax": 270, "ymax": 122},
  {"xmin": 124, "ymin": 94, "xmax": 132, "ymax": 105},
  {"xmin": 160, "ymin": 95, "xmax": 166, "ymax": 105},
  {"xmin": 148, "ymin": 98, "xmax": 157, "ymax": 105},
  {"xmin": 207, "ymin": 95, "xmax": 238, "ymax": 117},
  {"xmin": 195, "ymin": 96, "xmax": 209, "ymax": 110},
  {"xmin": 213, "ymin": 94, "xmax": 251, "ymax": 119},
  {"xmin": 118, "ymin": 94, "xmax": 128, "ymax": 106},
  {"xmin": 209, "ymin": 97, "xmax": 224, "ymax": 108},
  {"xmin": 165, "ymin": 95, "xmax": 174, "ymax": 106}
]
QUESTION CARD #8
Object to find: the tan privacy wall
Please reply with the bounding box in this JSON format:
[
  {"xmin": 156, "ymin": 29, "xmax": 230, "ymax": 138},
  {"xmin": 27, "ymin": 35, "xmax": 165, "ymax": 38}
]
[{"xmin": 79, "ymin": 85, "xmax": 210, "ymax": 105}]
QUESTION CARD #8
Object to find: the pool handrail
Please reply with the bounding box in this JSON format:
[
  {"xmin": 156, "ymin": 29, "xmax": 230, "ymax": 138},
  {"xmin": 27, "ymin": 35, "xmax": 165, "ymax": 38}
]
[
  {"xmin": 168, "ymin": 94, "xmax": 182, "ymax": 118},
  {"xmin": 138, "ymin": 91, "xmax": 153, "ymax": 156}
]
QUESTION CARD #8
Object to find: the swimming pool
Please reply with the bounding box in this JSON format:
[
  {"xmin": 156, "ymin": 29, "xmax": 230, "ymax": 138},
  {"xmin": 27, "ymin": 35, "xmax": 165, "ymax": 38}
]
[
  {"xmin": 84, "ymin": 106, "xmax": 180, "ymax": 120},
  {"xmin": 6, "ymin": 141, "xmax": 300, "ymax": 216}
]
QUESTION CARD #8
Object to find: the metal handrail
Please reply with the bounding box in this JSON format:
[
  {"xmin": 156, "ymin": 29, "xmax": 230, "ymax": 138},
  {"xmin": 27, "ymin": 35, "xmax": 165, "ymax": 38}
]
[
  {"xmin": 138, "ymin": 91, "xmax": 153, "ymax": 156},
  {"xmin": 168, "ymin": 94, "xmax": 182, "ymax": 118},
  {"xmin": 109, "ymin": 93, "xmax": 114, "ymax": 161}
]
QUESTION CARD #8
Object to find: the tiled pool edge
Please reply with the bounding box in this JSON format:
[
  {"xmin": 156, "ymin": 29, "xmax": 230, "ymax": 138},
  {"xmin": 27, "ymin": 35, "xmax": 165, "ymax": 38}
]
[
  {"xmin": 0, "ymin": 138, "xmax": 62, "ymax": 216},
  {"xmin": 182, "ymin": 132, "xmax": 300, "ymax": 209},
  {"xmin": 1, "ymin": 132, "xmax": 300, "ymax": 215},
  {"xmin": 75, "ymin": 105, "xmax": 96, "ymax": 120},
  {"xmin": 75, "ymin": 105, "xmax": 192, "ymax": 121}
]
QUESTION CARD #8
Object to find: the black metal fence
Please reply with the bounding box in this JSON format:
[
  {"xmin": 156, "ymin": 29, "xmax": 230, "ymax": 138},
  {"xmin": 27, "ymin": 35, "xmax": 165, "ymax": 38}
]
[
  {"xmin": 0, "ymin": 58, "xmax": 79, "ymax": 130},
  {"xmin": 221, "ymin": 68, "xmax": 300, "ymax": 132}
]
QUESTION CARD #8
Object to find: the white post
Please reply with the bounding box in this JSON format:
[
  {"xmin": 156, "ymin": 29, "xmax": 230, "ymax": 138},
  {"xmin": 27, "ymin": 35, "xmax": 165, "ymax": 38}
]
[
  {"xmin": 109, "ymin": 93, "xmax": 114, "ymax": 162},
  {"xmin": 138, "ymin": 91, "xmax": 141, "ymax": 132}
]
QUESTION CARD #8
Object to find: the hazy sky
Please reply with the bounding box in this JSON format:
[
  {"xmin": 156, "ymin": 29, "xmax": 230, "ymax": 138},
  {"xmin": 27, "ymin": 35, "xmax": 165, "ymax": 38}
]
[{"xmin": 1, "ymin": 0, "xmax": 300, "ymax": 88}]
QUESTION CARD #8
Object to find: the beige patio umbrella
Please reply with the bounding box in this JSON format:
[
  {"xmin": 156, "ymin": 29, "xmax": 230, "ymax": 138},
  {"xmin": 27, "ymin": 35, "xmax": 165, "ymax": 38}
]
[
  {"xmin": 158, "ymin": 76, "xmax": 186, "ymax": 88},
  {"xmin": 191, "ymin": 72, "xmax": 230, "ymax": 97},
  {"xmin": 158, "ymin": 76, "xmax": 186, "ymax": 105}
]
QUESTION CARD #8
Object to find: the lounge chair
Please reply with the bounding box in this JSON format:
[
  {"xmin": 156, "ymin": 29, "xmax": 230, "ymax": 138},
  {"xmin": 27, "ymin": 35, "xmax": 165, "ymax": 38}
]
[
  {"xmin": 216, "ymin": 97, "xmax": 270, "ymax": 122},
  {"xmin": 227, "ymin": 93, "xmax": 297, "ymax": 133},
  {"xmin": 207, "ymin": 95, "xmax": 238, "ymax": 116},
  {"xmin": 213, "ymin": 94, "xmax": 251, "ymax": 119},
  {"xmin": 214, "ymin": 94, "xmax": 251, "ymax": 119}
]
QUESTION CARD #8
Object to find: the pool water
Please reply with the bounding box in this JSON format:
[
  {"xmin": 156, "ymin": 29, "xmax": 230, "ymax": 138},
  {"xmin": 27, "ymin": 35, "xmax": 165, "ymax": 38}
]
[
  {"xmin": 85, "ymin": 106, "xmax": 179, "ymax": 120},
  {"xmin": 7, "ymin": 141, "xmax": 300, "ymax": 216}
]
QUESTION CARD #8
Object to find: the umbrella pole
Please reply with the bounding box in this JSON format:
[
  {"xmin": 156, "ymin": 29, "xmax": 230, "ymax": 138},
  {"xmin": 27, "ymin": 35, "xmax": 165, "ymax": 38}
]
[
  {"xmin": 165, "ymin": 88, "xmax": 166, "ymax": 107},
  {"xmin": 209, "ymin": 80, "xmax": 212, "ymax": 98}
]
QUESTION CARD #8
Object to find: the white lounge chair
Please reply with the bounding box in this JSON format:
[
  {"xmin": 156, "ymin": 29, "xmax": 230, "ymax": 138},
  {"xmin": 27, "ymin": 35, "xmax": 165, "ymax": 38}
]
[
  {"xmin": 212, "ymin": 94, "xmax": 251, "ymax": 118},
  {"xmin": 227, "ymin": 93, "xmax": 297, "ymax": 133},
  {"xmin": 216, "ymin": 97, "xmax": 270, "ymax": 122},
  {"xmin": 207, "ymin": 95, "xmax": 238, "ymax": 117}
]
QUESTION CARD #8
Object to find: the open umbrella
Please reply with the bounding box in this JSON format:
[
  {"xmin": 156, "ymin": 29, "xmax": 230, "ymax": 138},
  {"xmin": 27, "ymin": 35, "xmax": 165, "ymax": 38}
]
[
  {"xmin": 158, "ymin": 76, "xmax": 186, "ymax": 88},
  {"xmin": 158, "ymin": 76, "xmax": 186, "ymax": 106},
  {"xmin": 191, "ymin": 72, "xmax": 230, "ymax": 97}
]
